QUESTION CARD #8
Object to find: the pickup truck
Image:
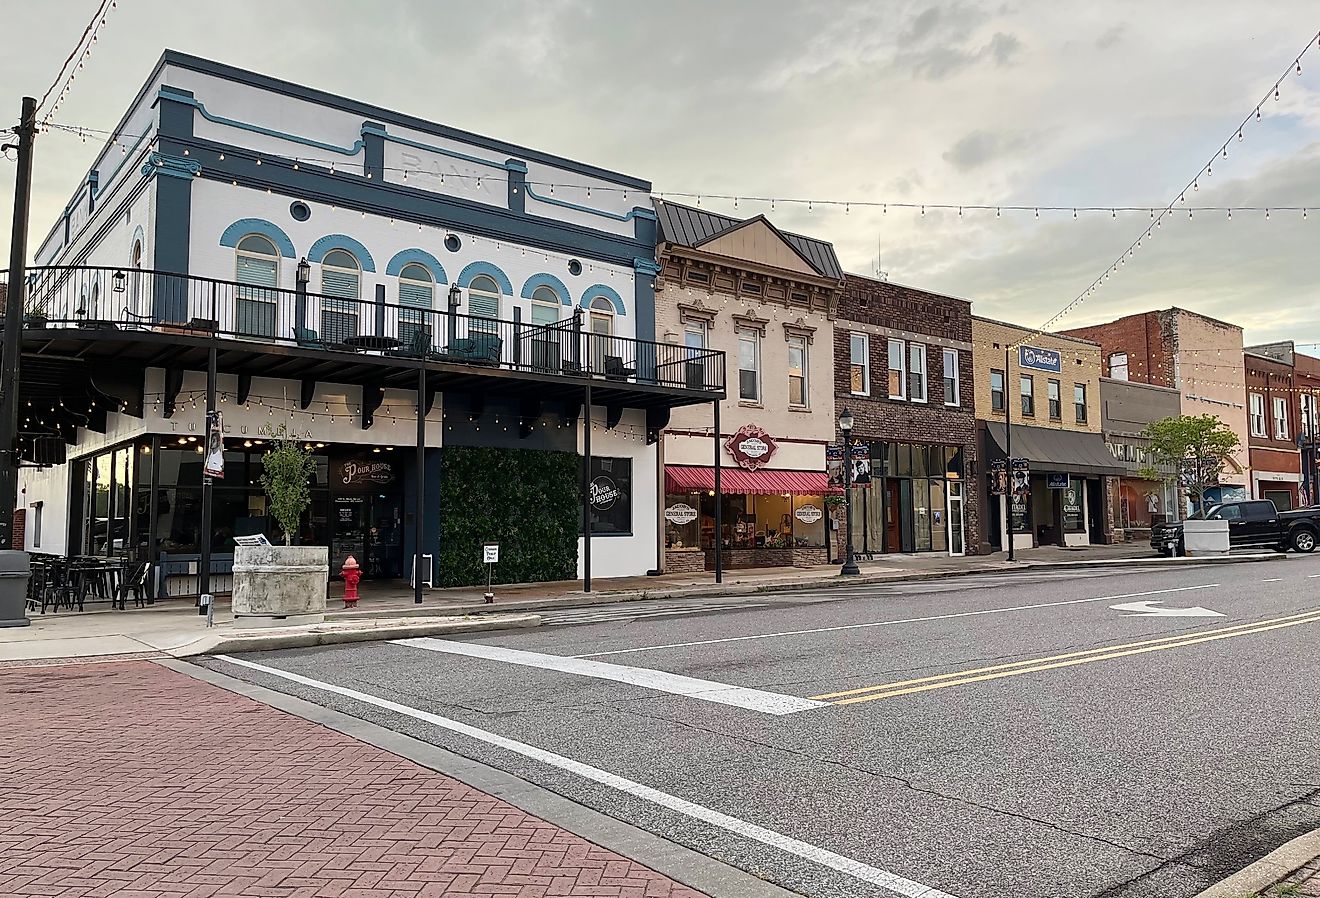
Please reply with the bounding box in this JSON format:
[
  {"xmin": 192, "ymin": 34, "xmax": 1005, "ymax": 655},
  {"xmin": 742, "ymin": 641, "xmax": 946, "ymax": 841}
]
[{"xmin": 1150, "ymin": 499, "xmax": 1320, "ymax": 556}]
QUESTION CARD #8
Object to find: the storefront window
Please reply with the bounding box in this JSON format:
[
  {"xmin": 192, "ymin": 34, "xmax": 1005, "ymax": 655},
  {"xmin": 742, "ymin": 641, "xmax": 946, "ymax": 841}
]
[
  {"xmin": 664, "ymin": 491, "xmax": 702, "ymax": 548},
  {"xmin": 588, "ymin": 457, "xmax": 631, "ymax": 534},
  {"xmin": 1063, "ymin": 477, "xmax": 1086, "ymax": 532},
  {"xmin": 673, "ymin": 491, "xmax": 826, "ymax": 551},
  {"xmin": 913, "ymin": 478, "xmax": 931, "ymax": 551}
]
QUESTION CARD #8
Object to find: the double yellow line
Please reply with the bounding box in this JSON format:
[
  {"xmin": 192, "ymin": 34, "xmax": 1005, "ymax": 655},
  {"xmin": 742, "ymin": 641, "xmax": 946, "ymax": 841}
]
[{"xmin": 812, "ymin": 607, "xmax": 1320, "ymax": 706}]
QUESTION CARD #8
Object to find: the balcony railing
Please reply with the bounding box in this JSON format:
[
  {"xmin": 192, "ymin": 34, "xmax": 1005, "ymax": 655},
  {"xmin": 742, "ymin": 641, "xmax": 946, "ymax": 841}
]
[{"xmin": 15, "ymin": 266, "xmax": 725, "ymax": 394}]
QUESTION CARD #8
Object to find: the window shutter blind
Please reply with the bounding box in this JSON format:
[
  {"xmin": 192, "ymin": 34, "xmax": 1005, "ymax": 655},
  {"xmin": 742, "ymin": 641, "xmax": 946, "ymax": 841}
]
[
  {"xmin": 237, "ymin": 255, "xmax": 277, "ymax": 288},
  {"xmin": 399, "ymin": 282, "xmax": 432, "ymax": 309},
  {"xmin": 468, "ymin": 292, "xmax": 498, "ymax": 319},
  {"xmin": 321, "ymin": 269, "xmax": 359, "ymax": 300}
]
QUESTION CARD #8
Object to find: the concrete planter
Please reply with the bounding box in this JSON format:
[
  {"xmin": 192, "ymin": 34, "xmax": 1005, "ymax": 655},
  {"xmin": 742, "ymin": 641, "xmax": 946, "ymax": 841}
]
[
  {"xmin": 232, "ymin": 544, "xmax": 329, "ymax": 626},
  {"xmin": 1182, "ymin": 519, "xmax": 1230, "ymax": 556}
]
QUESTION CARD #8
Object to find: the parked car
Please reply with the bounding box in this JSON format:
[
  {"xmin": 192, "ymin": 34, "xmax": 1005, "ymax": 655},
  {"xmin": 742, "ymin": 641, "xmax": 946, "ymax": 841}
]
[{"xmin": 1151, "ymin": 499, "xmax": 1320, "ymax": 556}]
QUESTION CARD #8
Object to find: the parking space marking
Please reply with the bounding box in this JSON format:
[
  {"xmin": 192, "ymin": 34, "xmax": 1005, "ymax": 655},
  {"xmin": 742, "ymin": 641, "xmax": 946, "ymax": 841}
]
[
  {"xmin": 394, "ymin": 637, "xmax": 827, "ymax": 715},
  {"xmin": 215, "ymin": 655, "xmax": 957, "ymax": 898},
  {"xmin": 577, "ymin": 584, "xmax": 1220, "ymax": 659},
  {"xmin": 813, "ymin": 608, "xmax": 1320, "ymax": 706}
]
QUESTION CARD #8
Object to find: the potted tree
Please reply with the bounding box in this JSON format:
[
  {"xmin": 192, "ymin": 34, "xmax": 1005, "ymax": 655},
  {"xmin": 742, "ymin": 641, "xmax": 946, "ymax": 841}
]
[{"xmin": 231, "ymin": 425, "xmax": 329, "ymax": 624}]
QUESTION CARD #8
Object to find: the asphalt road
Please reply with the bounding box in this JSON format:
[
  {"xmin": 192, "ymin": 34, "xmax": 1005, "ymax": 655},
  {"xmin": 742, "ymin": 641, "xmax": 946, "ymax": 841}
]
[{"xmin": 205, "ymin": 555, "xmax": 1320, "ymax": 898}]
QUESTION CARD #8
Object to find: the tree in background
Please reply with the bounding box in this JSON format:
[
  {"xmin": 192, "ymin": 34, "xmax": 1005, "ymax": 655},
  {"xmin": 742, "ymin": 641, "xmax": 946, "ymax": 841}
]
[
  {"xmin": 1138, "ymin": 414, "xmax": 1241, "ymax": 513},
  {"xmin": 259, "ymin": 424, "xmax": 316, "ymax": 546}
]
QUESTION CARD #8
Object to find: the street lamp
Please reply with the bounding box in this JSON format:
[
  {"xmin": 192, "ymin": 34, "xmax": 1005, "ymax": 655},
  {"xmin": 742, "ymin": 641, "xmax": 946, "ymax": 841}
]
[
  {"xmin": 296, "ymin": 257, "xmax": 311, "ymax": 286},
  {"xmin": 839, "ymin": 408, "xmax": 860, "ymax": 576}
]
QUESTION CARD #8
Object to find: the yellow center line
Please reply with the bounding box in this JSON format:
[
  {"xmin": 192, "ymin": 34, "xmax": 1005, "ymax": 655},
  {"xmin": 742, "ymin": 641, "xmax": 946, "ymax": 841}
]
[{"xmin": 812, "ymin": 608, "xmax": 1320, "ymax": 705}]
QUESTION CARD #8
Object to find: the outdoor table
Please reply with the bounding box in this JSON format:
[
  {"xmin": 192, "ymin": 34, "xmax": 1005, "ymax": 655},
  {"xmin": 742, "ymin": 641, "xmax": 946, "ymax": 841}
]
[{"xmin": 345, "ymin": 335, "xmax": 401, "ymax": 352}]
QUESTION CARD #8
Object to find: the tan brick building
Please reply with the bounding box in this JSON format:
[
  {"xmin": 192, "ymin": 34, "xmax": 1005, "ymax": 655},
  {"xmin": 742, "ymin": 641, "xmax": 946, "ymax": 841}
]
[
  {"xmin": 971, "ymin": 317, "xmax": 1122, "ymax": 553},
  {"xmin": 653, "ymin": 200, "xmax": 844, "ymax": 572}
]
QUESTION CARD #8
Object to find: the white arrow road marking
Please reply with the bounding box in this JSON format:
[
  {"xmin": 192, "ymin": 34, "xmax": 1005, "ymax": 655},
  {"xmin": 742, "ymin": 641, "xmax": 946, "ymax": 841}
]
[{"xmin": 1110, "ymin": 600, "xmax": 1225, "ymax": 617}]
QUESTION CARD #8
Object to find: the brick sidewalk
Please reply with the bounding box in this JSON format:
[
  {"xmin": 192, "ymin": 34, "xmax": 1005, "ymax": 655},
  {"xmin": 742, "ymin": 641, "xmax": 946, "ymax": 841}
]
[{"xmin": 0, "ymin": 661, "xmax": 708, "ymax": 898}]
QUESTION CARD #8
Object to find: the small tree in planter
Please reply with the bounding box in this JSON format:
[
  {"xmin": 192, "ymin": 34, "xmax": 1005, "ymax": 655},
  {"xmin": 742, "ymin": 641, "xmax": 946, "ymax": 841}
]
[
  {"xmin": 232, "ymin": 424, "xmax": 328, "ymax": 623},
  {"xmin": 1138, "ymin": 414, "xmax": 1241, "ymax": 515},
  {"xmin": 259, "ymin": 425, "xmax": 316, "ymax": 545}
]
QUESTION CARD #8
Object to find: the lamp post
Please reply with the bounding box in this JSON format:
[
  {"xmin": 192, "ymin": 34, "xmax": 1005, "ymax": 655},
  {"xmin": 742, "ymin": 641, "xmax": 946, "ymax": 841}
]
[
  {"xmin": 839, "ymin": 408, "xmax": 860, "ymax": 576},
  {"xmin": 1005, "ymin": 345, "xmax": 1015, "ymax": 562},
  {"xmin": 294, "ymin": 257, "xmax": 310, "ymax": 334}
]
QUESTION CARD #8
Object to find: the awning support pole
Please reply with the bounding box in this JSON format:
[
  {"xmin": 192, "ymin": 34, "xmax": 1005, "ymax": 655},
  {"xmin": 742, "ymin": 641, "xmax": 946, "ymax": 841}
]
[{"xmin": 582, "ymin": 382, "xmax": 592, "ymax": 593}]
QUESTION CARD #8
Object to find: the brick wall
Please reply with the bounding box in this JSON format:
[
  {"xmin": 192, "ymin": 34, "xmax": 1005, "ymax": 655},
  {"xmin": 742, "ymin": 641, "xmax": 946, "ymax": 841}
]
[
  {"xmin": 1245, "ymin": 352, "xmax": 1298, "ymax": 452},
  {"xmin": 1061, "ymin": 311, "xmax": 1170, "ymax": 386},
  {"xmin": 835, "ymin": 275, "xmax": 982, "ymax": 553},
  {"xmin": 11, "ymin": 509, "xmax": 24, "ymax": 551}
]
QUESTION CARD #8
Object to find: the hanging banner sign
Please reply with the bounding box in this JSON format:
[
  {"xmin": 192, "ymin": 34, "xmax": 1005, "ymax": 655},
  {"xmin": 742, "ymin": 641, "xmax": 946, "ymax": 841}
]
[
  {"xmin": 203, "ymin": 411, "xmax": 225, "ymax": 479},
  {"xmin": 1010, "ymin": 458, "xmax": 1031, "ymax": 501},
  {"xmin": 1019, "ymin": 345, "xmax": 1062, "ymax": 373},
  {"xmin": 827, "ymin": 444, "xmax": 872, "ymax": 488},
  {"xmin": 989, "ymin": 459, "xmax": 1008, "ymax": 496}
]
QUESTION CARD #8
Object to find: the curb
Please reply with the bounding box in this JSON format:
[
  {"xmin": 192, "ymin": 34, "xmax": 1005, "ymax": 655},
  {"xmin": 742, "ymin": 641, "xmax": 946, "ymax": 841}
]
[
  {"xmin": 171, "ymin": 613, "xmax": 541, "ymax": 658},
  {"xmin": 161, "ymin": 658, "xmax": 805, "ymax": 898},
  {"xmin": 1191, "ymin": 826, "xmax": 1320, "ymax": 898},
  {"xmin": 326, "ymin": 552, "xmax": 1287, "ymax": 619}
]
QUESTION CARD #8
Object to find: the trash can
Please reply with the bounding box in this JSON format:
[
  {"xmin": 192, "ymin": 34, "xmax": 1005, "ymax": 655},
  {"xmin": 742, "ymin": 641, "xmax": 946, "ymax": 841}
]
[{"xmin": 0, "ymin": 550, "xmax": 32, "ymax": 628}]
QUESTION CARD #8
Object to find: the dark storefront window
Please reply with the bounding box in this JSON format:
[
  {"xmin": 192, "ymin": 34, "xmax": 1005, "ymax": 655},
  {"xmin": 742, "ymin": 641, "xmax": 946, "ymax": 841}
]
[
  {"xmin": 589, "ymin": 457, "xmax": 632, "ymax": 535},
  {"xmin": 75, "ymin": 444, "xmax": 138, "ymax": 556},
  {"xmin": 854, "ymin": 441, "xmax": 967, "ymax": 554},
  {"xmin": 1063, "ymin": 477, "xmax": 1086, "ymax": 532}
]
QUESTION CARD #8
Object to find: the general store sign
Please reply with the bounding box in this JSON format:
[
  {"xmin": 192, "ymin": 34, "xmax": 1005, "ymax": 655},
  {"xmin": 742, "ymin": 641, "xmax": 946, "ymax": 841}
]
[
  {"xmin": 725, "ymin": 424, "xmax": 778, "ymax": 471},
  {"xmin": 665, "ymin": 503, "xmax": 698, "ymax": 525},
  {"xmin": 794, "ymin": 504, "xmax": 823, "ymax": 524},
  {"xmin": 1019, "ymin": 345, "xmax": 1062, "ymax": 372}
]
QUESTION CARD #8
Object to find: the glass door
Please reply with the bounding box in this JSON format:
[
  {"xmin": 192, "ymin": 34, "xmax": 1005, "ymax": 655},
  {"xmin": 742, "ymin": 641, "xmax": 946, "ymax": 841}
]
[{"xmin": 947, "ymin": 480, "xmax": 966, "ymax": 556}]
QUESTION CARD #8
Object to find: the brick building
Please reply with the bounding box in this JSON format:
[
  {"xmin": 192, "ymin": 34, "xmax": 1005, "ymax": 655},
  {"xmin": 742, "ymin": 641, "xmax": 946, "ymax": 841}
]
[
  {"xmin": 833, "ymin": 275, "xmax": 977, "ymax": 556},
  {"xmin": 1244, "ymin": 343, "xmax": 1305, "ymax": 508},
  {"xmin": 1100, "ymin": 377, "xmax": 1182, "ymax": 541},
  {"xmin": 1061, "ymin": 308, "xmax": 1250, "ymax": 509},
  {"xmin": 972, "ymin": 317, "xmax": 1122, "ymax": 553},
  {"xmin": 653, "ymin": 200, "xmax": 844, "ymax": 571}
]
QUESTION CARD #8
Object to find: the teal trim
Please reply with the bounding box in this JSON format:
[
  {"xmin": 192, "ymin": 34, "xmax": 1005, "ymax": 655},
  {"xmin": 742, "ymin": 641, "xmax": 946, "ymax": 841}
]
[
  {"xmin": 524, "ymin": 184, "xmax": 657, "ymax": 224},
  {"xmin": 219, "ymin": 218, "xmax": 297, "ymax": 258},
  {"xmin": 580, "ymin": 283, "xmax": 626, "ymax": 316},
  {"xmin": 162, "ymin": 86, "xmax": 367, "ymax": 158},
  {"xmin": 385, "ymin": 248, "xmax": 448, "ymax": 283},
  {"xmin": 633, "ymin": 258, "xmax": 662, "ymax": 276},
  {"xmin": 141, "ymin": 152, "xmax": 201, "ymax": 180},
  {"xmin": 308, "ymin": 234, "xmax": 376, "ymax": 271},
  {"xmin": 457, "ymin": 261, "xmax": 513, "ymax": 295},
  {"xmin": 520, "ymin": 272, "xmax": 571, "ymax": 306}
]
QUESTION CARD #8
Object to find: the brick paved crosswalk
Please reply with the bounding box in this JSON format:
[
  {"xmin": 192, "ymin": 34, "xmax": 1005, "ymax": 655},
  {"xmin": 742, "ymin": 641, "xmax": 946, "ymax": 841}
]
[{"xmin": 0, "ymin": 660, "xmax": 709, "ymax": 898}]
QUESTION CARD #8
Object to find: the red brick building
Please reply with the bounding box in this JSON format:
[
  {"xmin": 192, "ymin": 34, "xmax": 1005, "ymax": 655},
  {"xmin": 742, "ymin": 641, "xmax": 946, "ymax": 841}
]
[
  {"xmin": 833, "ymin": 274, "xmax": 978, "ymax": 555},
  {"xmin": 1242, "ymin": 349, "xmax": 1300, "ymax": 508}
]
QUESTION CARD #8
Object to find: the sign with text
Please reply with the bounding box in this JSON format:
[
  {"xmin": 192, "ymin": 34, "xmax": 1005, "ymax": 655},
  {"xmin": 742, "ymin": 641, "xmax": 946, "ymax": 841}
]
[
  {"xmin": 483, "ymin": 543, "xmax": 499, "ymax": 564},
  {"xmin": 664, "ymin": 503, "xmax": 698, "ymax": 525},
  {"xmin": 203, "ymin": 411, "xmax": 225, "ymax": 479},
  {"xmin": 588, "ymin": 457, "xmax": 632, "ymax": 534},
  {"xmin": 794, "ymin": 504, "xmax": 823, "ymax": 524},
  {"xmin": 725, "ymin": 424, "xmax": 779, "ymax": 471},
  {"xmin": 1046, "ymin": 472, "xmax": 1070, "ymax": 489},
  {"xmin": 1019, "ymin": 345, "xmax": 1062, "ymax": 373},
  {"xmin": 827, "ymin": 443, "xmax": 872, "ymax": 488}
]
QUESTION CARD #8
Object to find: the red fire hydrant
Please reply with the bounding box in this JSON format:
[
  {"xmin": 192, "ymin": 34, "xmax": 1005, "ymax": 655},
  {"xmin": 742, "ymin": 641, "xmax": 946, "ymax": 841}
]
[{"xmin": 341, "ymin": 555, "xmax": 362, "ymax": 608}]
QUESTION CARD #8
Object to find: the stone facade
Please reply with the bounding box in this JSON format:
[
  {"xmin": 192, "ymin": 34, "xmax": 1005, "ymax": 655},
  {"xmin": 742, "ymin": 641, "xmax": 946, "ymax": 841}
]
[
  {"xmin": 663, "ymin": 548, "xmax": 705, "ymax": 574},
  {"xmin": 835, "ymin": 275, "xmax": 980, "ymax": 555}
]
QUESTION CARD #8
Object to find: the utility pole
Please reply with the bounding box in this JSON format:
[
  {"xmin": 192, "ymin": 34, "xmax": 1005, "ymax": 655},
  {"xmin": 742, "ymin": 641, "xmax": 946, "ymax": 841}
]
[{"xmin": 0, "ymin": 97, "xmax": 37, "ymax": 628}]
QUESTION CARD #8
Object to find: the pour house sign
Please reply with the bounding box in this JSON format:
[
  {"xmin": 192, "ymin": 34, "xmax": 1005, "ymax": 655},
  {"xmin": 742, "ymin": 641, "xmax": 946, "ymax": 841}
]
[{"xmin": 724, "ymin": 424, "xmax": 779, "ymax": 471}]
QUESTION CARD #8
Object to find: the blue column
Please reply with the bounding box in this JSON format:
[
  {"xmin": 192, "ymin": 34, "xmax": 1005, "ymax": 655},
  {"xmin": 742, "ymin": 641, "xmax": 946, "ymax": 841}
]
[
  {"xmin": 633, "ymin": 257, "xmax": 662, "ymax": 383},
  {"xmin": 505, "ymin": 159, "xmax": 527, "ymax": 213},
  {"xmin": 152, "ymin": 86, "xmax": 197, "ymax": 322}
]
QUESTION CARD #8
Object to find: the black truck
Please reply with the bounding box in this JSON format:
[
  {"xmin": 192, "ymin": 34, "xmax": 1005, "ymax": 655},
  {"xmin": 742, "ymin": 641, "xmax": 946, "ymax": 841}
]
[{"xmin": 1151, "ymin": 499, "xmax": 1320, "ymax": 555}]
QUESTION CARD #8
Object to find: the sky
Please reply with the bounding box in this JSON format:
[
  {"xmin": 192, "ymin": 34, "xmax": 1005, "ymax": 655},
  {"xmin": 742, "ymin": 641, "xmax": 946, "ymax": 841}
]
[{"xmin": 2, "ymin": 1, "xmax": 1318, "ymax": 346}]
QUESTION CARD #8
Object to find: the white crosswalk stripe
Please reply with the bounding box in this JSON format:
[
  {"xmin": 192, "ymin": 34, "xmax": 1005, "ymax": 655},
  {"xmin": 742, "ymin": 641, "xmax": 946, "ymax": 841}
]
[{"xmin": 541, "ymin": 601, "xmax": 770, "ymax": 626}]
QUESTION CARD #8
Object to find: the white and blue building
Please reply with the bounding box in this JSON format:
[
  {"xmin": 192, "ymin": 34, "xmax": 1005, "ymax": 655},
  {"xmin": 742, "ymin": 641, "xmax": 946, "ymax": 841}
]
[{"xmin": 14, "ymin": 51, "xmax": 723, "ymax": 597}]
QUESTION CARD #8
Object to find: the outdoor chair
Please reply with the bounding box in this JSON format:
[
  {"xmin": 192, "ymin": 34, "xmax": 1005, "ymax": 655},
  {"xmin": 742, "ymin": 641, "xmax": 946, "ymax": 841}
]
[
  {"xmin": 437, "ymin": 332, "xmax": 502, "ymax": 366},
  {"xmin": 604, "ymin": 355, "xmax": 636, "ymax": 381},
  {"xmin": 386, "ymin": 329, "xmax": 436, "ymax": 359},
  {"xmin": 117, "ymin": 561, "xmax": 151, "ymax": 610},
  {"xmin": 293, "ymin": 326, "xmax": 324, "ymax": 349}
]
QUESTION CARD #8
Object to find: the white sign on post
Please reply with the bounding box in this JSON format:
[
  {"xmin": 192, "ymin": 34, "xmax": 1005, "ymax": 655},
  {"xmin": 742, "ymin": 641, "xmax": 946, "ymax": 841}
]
[{"xmin": 483, "ymin": 543, "xmax": 500, "ymax": 564}]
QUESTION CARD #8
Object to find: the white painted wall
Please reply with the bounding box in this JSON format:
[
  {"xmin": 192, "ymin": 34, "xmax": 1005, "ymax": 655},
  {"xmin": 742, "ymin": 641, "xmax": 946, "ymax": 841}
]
[
  {"xmin": 19, "ymin": 465, "xmax": 69, "ymax": 555},
  {"xmin": 188, "ymin": 181, "xmax": 637, "ymax": 335},
  {"xmin": 577, "ymin": 408, "xmax": 658, "ymax": 579}
]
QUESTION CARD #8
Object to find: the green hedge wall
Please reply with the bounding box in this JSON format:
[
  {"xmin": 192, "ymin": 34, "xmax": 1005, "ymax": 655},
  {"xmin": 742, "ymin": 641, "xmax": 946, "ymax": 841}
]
[{"xmin": 439, "ymin": 446, "xmax": 580, "ymax": 587}]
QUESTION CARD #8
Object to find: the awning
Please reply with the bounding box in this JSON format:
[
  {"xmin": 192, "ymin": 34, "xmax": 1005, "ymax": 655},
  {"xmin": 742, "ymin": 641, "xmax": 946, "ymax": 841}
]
[
  {"xmin": 665, "ymin": 466, "xmax": 836, "ymax": 495},
  {"xmin": 984, "ymin": 422, "xmax": 1125, "ymax": 477}
]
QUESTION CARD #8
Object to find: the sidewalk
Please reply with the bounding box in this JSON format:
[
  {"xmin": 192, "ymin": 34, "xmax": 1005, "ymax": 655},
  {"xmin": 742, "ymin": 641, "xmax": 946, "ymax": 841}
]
[
  {"xmin": 1, "ymin": 543, "xmax": 1278, "ymax": 664},
  {"xmin": 0, "ymin": 659, "xmax": 714, "ymax": 898}
]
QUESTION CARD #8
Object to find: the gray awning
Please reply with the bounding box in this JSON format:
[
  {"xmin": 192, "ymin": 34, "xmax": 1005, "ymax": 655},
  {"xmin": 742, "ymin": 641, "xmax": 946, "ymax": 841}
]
[{"xmin": 984, "ymin": 422, "xmax": 1125, "ymax": 477}]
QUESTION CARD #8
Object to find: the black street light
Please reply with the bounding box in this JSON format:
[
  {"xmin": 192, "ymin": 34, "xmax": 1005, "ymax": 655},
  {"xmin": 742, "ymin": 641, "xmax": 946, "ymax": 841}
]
[
  {"xmin": 839, "ymin": 408, "xmax": 860, "ymax": 576},
  {"xmin": 296, "ymin": 257, "xmax": 311, "ymax": 286}
]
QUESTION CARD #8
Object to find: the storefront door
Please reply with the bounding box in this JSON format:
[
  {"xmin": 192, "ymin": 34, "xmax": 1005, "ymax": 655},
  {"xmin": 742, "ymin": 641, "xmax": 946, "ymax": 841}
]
[
  {"xmin": 366, "ymin": 494, "xmax": 403, "ymax": 578},
  {"xmin": 947, "ymin": 481, "xmax": 966, "ymax": 556},
  {"xmin": 885, "ymin": 480, "xmax": 902, "ymax": 553}
]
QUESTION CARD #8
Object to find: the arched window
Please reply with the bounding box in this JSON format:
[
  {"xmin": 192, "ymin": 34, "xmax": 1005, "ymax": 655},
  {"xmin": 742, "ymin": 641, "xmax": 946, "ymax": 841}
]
[
  {"xmin": 398, "ymin": 262, "xmax": 434, "ymax": 347},
  {"xmin": 128, "ymin": 240, "xmax": 144, "ymax": 316},
  {"xmin": 467, "ymin": 274, "xmax": 500, "ymax": 334},
  {"xmin": 588, "ymin": 295, "xmax": 615, "ymax": 371},
  {"xmin": 235, "ymin": 234, "xmax": 280, "ymax": 337},
  {"xmin": 320, "ymin": 249, "xmax": 361, "ymax": 343},
  {"xmin": 530, "ymin": 285, "xmax": 561, "ymax": 326}
]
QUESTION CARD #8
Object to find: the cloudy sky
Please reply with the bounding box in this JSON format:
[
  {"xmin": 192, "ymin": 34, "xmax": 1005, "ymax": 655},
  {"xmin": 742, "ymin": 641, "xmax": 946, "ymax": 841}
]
[{"xmin": 3, "ymin": 1, "xmax": 1318, "ymax": 345}]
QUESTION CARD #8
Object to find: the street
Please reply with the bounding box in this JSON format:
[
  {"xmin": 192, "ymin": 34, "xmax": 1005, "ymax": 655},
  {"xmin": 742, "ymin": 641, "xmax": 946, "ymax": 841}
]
[{"xmin": 203, "ymin": 555, "xmax": 1320, "ymax": 898}]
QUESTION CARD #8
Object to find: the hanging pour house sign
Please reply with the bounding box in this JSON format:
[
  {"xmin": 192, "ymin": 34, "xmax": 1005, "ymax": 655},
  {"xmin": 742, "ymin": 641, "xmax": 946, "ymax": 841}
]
[{"xmin": 725, "ymin": 424, "xmax": 779, "ymax": 471}]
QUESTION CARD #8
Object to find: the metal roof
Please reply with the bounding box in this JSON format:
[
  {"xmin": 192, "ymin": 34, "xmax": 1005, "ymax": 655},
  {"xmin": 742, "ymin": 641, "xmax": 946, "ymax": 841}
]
[{"xmin": 653, "ymin": 200, "xmax": 843, "ymax": 281}]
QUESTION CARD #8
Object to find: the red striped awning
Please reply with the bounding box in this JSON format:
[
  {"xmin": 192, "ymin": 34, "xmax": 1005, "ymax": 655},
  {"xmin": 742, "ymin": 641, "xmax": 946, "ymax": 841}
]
[{"xmin": 665, "ymin": 466, "xmax": 836, "ymax": 495}]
